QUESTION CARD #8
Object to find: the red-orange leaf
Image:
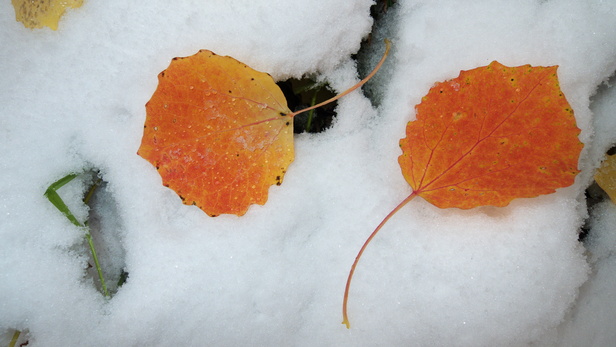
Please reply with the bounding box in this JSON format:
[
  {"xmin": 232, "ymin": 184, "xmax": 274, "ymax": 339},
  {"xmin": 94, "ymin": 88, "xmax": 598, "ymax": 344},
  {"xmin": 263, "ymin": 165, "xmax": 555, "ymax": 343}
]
[
  {"xmin": 399, "ymin": 60, "xmax": 582, "ymax": 208},
  {"xmin": 342, "ymin": 61, "xmax": 583, "ymax": 328},
  {"xmin": 137, "ymin": 50, "xmax": 294, "ymax": 217}
]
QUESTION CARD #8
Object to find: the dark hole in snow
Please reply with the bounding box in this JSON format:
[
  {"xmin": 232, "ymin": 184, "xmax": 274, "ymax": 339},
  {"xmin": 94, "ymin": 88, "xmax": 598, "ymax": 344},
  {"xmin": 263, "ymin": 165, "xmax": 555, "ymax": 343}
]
[
  {"xmin": 276, "ymin": 78, "xmax": 337, "ymax": 134},
  {"xmin": 80, "ymin": 170, "xmax": 129, "ymax": 296},
  {"xmin": 581, "ymin": 144, "xmax": 616, "ymax": 243}
]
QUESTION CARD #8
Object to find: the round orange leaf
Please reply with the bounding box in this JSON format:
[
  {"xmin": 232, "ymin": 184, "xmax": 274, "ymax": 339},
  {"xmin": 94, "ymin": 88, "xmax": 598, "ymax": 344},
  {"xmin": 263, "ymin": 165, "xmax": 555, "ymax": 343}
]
[{"xmin": 137, "ymin": 50, "xmax": 294, "ymax": 216}]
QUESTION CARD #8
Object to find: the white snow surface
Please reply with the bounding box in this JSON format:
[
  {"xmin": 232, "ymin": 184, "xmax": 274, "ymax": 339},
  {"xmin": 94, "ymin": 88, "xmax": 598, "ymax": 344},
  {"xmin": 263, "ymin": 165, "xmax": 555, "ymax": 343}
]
[{"xmin": 1, "ymin": 1, "xmax": 616, "ymax": 346}]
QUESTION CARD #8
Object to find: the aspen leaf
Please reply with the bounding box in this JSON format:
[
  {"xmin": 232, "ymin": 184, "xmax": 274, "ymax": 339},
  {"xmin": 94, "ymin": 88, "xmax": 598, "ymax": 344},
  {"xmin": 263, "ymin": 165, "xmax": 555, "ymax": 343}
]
[
  {"xmin": 138, "ymin": 42, "xmax": 390, "ymax": 217},
  {"xmin": 400, "ymin": 61, "xmax": 582, "ymax": 208},
  {"xmin": 138, "ymin": 50, "xmax": 294, "ymax": 217},
  {"xmin": 595, "ymin": 153, "xmax": 616, "ymax": 204},
  {"xmin": 12, "ymin": 0, "xmax": 83, "ymax": 30},
  {"xmin": 342, "ymin": 61, "xmax": 583, "ymax": 328}
]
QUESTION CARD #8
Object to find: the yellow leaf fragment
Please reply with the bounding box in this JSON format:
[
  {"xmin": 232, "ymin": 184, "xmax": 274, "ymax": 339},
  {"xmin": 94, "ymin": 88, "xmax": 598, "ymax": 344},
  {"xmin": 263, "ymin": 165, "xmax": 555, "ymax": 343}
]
[
  {"xmin": 595, "ymin": 153, "xmax": 616, "ymax": 204},
  {"xmin": 12, "ymin": 0, "xmax": 83, "ymax": 30}
]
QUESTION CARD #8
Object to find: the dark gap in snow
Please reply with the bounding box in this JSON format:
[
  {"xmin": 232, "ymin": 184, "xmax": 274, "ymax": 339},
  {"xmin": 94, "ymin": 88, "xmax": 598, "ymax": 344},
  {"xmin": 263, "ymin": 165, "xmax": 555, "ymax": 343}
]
[
  {"xmin": 80, "ymin": 170, "xmax": 128, "ymax": 297},
  {"xmin": 580, "ymin": 146, "xmax": 615, "ymax": 242},
  {"xmin": 580, "ymin": 182, "xmax": 606, "ymax": 242},
  {"xmin": 59, "ymin": 169, "xmax": 128, "ymax": 296},
  {"xmin": 582, "ymin": 72, "xmax": 616, "ymax": 242},
  {"xmin": 276, "ymin": 78, "xmax": 337, "ymax": 133},
  {"xmin": 590, "ymin": 69, "xmax": 616, "ymax": 103},
  {"xmin": 355, "ymin": 0, "xmax": 399, "ymax": 108}
]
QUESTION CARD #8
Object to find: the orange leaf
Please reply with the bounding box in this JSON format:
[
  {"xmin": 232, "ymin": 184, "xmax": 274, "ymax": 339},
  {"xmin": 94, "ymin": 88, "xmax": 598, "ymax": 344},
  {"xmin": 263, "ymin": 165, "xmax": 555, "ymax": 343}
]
[
  {"xmin": 342, "ymin": 61, "xmax": 583, "ymax": 328},
  {"xmin": 138, "ymin": 50, "xmax": 294, "ymax": 217},
  {"xmin": 399, "ymin": 61, "xmax": 582, "ymax": 208}
]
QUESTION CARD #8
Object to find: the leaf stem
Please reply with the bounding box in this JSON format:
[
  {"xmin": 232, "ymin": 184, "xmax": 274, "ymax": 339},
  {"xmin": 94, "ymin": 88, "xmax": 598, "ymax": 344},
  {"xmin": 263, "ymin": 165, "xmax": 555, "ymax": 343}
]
[
  {"xmin": 342, "ymin": 191, "xmax": 416, "ymax": 329},
  {"xmin": 290, "ymin": 39, "xmax": 391, "ymax": 118}
]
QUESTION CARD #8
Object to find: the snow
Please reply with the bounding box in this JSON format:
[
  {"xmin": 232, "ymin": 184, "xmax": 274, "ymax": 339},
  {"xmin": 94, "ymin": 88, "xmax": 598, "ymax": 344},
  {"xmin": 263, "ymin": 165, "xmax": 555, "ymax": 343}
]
[{"xmin": 1, "ymin": 0, "xmax": 616, "ymax": 346}]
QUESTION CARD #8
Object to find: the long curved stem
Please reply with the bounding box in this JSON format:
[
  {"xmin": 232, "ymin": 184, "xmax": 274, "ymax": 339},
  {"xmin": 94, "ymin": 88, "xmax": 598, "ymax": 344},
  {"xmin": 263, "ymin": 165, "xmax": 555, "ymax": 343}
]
[
  {"xmin": 342, "ymin": 192, "xmax": 416, "ymax": 329},
  {"xmin": 290, "ymin": 39, "xmax": 391, "ymax": 118}
]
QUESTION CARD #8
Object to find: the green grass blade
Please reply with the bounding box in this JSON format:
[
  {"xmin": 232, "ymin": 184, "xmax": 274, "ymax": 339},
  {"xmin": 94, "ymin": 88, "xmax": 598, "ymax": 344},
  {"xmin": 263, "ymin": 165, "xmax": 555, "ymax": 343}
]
[
  {"xmin": 85, "ymin": 231, "xmax": 109, "ymax": 297},
  {"xmin": 44, "ymin": 172, "xmax": 109, "ymax": 297},
  {"xmin": 305, "ymin": 89, "xmax": 319, "ymax": 132},
  {"xmin": 44, "ymin": 173, "xmax": 82, "ymax": 227},
  {"xmin": 8, "ymin": 330, "xmax": 20, "ymax": 347}
]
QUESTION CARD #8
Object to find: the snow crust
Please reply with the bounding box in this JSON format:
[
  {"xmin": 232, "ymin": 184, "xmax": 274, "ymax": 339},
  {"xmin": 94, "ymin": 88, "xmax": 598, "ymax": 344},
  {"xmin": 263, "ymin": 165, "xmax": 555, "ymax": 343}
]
[{"xmin": 1, "ymin": 1, "xmax": 616, "ymax": 346}]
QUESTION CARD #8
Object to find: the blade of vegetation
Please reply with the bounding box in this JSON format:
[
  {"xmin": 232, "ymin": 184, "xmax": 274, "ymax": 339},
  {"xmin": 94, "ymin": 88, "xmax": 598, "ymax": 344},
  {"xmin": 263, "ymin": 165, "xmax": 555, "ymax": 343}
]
[
  {"xmin": 45, "ymin": 173, "xmax": 109, "ymax": 297},
  {"xmin": 44, "ymin": 173, "xmax": 80, "ymax": 226},
  {"xmin": 9, "ymin": 330, "xmax": 20, "ymax": 347}
]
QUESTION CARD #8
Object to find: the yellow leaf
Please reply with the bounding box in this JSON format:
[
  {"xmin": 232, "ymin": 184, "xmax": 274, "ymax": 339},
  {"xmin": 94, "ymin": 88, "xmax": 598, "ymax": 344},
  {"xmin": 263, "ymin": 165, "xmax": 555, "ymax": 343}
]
[
  {"xmin": 595, "ymin": 153, "xmax": 616, "ymax": 204},
  {"xmin": 12, "ymin": 0, "xmax": 83, "ymax": 30}
]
